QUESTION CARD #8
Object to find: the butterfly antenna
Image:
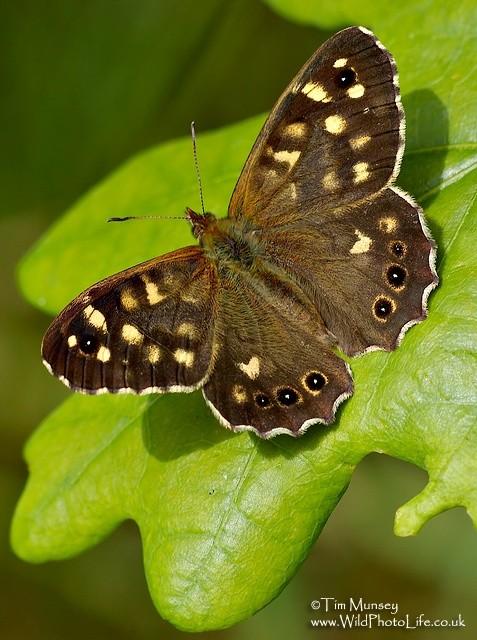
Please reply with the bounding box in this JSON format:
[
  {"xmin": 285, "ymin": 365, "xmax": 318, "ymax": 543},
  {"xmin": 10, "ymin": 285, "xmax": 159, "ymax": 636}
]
[
  {"xmin": 108, "ymin": 122, "xmax": 206, "ymax": 224},
  {"xmin": 107, "ymin": 215, "xmax": 185, "ymax": 223},
  {"xmin": 191, "ymin": 121, "xmax": 206, "ymax": 215}
]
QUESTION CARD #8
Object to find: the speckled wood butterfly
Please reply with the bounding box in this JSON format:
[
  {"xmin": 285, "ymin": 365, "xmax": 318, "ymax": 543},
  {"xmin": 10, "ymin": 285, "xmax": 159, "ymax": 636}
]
[{"xmin": 42, "ymin": 27, "xmax": 438, "ymax": 438}]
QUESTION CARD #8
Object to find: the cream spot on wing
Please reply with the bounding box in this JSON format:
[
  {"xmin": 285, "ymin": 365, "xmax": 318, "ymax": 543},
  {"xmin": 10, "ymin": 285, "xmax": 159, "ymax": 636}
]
[
  {"xmin": 290, "ymin": 182, "xmax": 297, "ymax": 200},
  {"xmin": 350, "ymin": 229, "xmax": 373, "ymax": 254},
  {"xmin": 84, "ymin": 305, "xmax": 106, "ymax": 330},
  {"xmin": 273, "ymin": 149, "xmax": 301, "ymax": 169},
  {"xmin": 147, "ymin": 345, "xmax": 161, "ymax": 364},
  {"xmin": 149, "ymin": 282, "xmax": 166, "ymax": 305},
  {"xmin": 181, "ymin": 290, "xmax": 199, "ymax": 304},
  {"xmin": 232, "ymin": 384, "xmax": 247, "ymax": 404},
  {"xmin": 97, "ymin": 346, "xmax": 111, "ymax": 362},
  {"xmin": 176, "ymin": 322, "xmax": 198, "ymax": 339},
  {"xmin": 120, "ymin": 288, "xmax": 139, "ymax": 311},
  {"xmin": 283, "ymin": 122, "xmax": 307, "ymax": 137},
  {"xmin": 147, "ymin": 283, "xmax": 166, "ymax": 304},
  {"xmin": 347, "ymin": 83, "xmax": 365, "ymax": 99},
  {"xmin": 350, "ymin": 134, "xmax": 371, "ymax": 150},
  {"xmin": 238, "ymin": 356, "xmax": 260, "ymax": 380},
  {"xmin": 379, "ymin": 216, "xmax": 398, "ymax": 233},
  {"xmin": 302, "ymin": 81, "xmax": 330, "ymax": 103},
  {"xmin": 264, "ymin": 168, "xmax": 279, "ymax": 182},
  {"xmin": 322, "ymin": 170, "xmax": 339, "ymax": 190},
  {"xmin": 141, "ymin": 275, "xmax": 166, "ymax": 305},
  {"xmin": 122, "ymin": 324, "xmax": 143, "ymax": 344},
  {"xmin": 324, "ymin": 115, "xmax": 346, "ymax": 135},
  {"xmin": 174, "ymin": 349, "xmax": 195, "ymax": 367},
  {"xmin": 353, "ymin": 161, "xmax": 370, "ymax": 183},
  {"xmin": 333, "ymin": 58, "xmax": 348, "ymax": 68},
  {"xmin": 67, "ymin": 335, "xmax": 77, "ymax": 348}
]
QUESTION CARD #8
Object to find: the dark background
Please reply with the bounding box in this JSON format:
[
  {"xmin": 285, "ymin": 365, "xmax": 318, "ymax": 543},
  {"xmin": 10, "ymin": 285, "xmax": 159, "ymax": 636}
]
[{"xmin": 1, "ymin": 1, "xmax": 475, "ymax": 638}]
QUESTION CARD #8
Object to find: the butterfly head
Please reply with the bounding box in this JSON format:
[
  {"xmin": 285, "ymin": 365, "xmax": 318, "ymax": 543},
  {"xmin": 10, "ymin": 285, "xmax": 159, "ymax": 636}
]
[{"xmin": 186, "ymin": 207, "xmax": 217, "ymax": 238}]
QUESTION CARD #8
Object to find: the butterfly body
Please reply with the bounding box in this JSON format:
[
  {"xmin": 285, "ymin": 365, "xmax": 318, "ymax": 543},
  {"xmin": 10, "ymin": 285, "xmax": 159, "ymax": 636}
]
[
  {"xmin": 196, "ymin": 212, "xmax": 261, "ymax": 271},
  {"xmin": 42, "ymin": 27, "xmax": 438, "ymax": 438}
]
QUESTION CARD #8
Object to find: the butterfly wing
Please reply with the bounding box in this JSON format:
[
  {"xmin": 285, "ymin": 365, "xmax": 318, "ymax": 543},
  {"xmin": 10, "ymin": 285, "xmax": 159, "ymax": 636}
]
[
  {"xmin": 228, "ymin": 25, "xmax": 437, "ymax": 357},
  {"xmin": 42, "ymin": 247, "xmax": 218, "ymax": 393},
  {"xmin": 229, "ymin": 26, "xmax": 403, "ymax": 226},
  {"xmin": 202, "ymin": 267, "xmax": 353, "ymax": 438},
  {"xmin": 259, "ymin": 187, "xmax": 438, "ymax": 356}
]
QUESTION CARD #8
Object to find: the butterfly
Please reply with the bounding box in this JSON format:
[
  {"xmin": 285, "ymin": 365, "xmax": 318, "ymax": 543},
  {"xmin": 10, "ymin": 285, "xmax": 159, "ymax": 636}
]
[{"xmin": 42, "ymin": 26, "xmax": 438, "ymax": 439}]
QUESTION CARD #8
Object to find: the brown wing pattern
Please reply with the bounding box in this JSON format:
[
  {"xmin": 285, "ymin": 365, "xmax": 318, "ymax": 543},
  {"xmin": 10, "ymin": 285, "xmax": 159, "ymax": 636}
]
[
  {"xmin": 259, "ymin": 187, "xmax": 438, "ymax": 356},
  {"xmin": 203, "ymin": 267, "xmax": 353, "ymax": 437},
  {"xmin": 229, "ymin": 27, "xmax": 404, "ymax": 227},
  {"xmin": 42, "ymin": 247, "xmax": 218, "ymax": 394}
]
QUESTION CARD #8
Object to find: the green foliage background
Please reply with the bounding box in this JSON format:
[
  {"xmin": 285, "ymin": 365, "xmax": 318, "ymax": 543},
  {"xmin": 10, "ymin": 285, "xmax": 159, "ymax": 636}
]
[{"xmin": 2, "ymin": 0, "xmax": 476, "ymax": 637}]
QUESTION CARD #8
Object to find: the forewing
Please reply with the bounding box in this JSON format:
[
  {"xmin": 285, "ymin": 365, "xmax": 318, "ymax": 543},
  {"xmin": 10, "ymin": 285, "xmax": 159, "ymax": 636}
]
[
  {"xmin": 229, "ymin": 26, "xmax": 403, "ymax": 226},
  {"xmin": 42, "ymin": 247, "xmax": 218, "ymax": 393},
  {"xmin": 202, "ymin": 269, "xmax": 353, "ymax": 438},
  {"xmin": 260, "ymin": 187, "xmax": 438, "ymax": 356}
]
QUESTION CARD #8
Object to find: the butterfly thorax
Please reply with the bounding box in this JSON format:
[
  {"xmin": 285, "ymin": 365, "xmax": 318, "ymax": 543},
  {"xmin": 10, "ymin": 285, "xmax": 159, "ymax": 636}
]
[{"xmin": 192, "ymin": 212, "xmax": 261, "ymax": 272}]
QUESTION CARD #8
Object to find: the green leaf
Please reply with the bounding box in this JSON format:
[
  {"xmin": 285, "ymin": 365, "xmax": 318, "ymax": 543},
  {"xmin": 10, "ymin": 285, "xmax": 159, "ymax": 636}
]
[{"xmin": 13, "ymin": 0, "xmax": 477, "ymax": 632}]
